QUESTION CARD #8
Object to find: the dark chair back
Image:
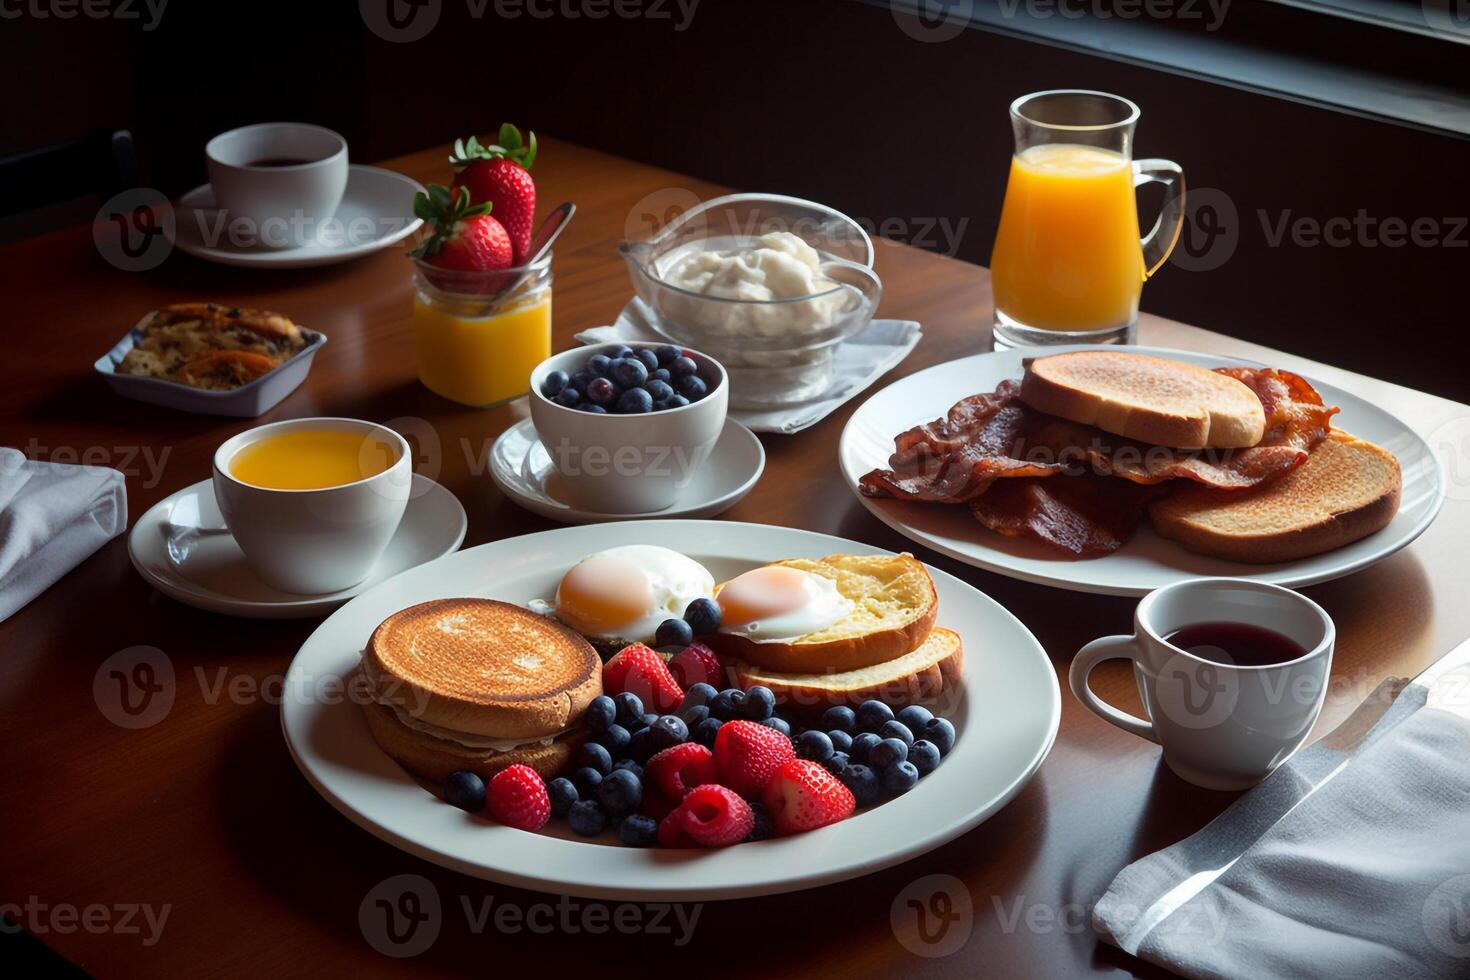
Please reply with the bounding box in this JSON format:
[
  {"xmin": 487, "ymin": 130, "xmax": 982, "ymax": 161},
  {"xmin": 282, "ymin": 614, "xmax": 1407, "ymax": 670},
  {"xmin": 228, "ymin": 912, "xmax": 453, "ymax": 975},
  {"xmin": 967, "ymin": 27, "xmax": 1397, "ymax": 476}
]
[{"xmin": 0, "ymin": 129, "xmax": 138, "ymax": 218}]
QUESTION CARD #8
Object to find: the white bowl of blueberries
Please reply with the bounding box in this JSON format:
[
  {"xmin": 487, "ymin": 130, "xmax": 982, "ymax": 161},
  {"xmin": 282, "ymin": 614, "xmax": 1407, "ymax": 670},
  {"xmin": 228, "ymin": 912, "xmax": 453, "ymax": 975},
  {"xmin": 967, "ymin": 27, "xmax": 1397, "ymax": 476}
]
[{"xmin": 529, "ymin": 342, "xmax": 728, "ymax": 514}]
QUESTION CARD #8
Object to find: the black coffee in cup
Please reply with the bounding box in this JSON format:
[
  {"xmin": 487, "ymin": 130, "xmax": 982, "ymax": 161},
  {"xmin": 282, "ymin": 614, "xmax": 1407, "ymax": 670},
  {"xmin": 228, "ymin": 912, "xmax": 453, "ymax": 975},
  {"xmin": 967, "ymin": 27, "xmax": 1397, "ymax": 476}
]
[{"xmin": 1163, "ymin": 621, "xmax": 1308, "ymax": 667}]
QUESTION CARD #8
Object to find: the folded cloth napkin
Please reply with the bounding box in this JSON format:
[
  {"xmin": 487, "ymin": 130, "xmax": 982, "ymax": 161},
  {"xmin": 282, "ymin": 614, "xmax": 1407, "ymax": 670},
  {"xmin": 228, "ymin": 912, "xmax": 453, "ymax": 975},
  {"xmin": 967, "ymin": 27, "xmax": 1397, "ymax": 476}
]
[
  {"xmin": 573, "ymin": 300, "xmax": 921, "ymax": 434},
  {"xmin": 1093, "ymin": 677, "xmax": 1470, "ymax": 980},
  {"xmin": 0, "ymin": 447, "xmax": 127, "ymax": 622}
]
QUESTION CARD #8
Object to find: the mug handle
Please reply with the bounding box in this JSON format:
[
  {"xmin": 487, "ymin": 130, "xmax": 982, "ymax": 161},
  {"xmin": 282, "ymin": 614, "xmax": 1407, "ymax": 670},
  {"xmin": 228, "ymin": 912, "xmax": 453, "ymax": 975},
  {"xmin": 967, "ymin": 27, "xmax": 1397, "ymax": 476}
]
[
  {"xmin": 1069, "ymin": 635, "xmax": 1158, "ymax": 743},
  {"xmin": 1133, "ymin": 158, "xmax": 1186, "ymax": 278}
]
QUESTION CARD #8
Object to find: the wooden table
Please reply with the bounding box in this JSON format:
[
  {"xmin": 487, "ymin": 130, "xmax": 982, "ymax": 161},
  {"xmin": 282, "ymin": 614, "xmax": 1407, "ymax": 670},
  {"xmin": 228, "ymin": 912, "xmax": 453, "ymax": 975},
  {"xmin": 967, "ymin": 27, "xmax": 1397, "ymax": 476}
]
[{"xmin": 3, "ymin": 137, "xmax": 1468, "ymax": 978}]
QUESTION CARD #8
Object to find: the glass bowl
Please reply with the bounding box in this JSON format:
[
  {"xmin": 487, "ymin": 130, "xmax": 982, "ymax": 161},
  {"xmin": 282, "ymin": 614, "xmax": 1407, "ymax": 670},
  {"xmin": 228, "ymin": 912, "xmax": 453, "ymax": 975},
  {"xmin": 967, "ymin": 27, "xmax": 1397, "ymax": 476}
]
[{"xmin": 619, "ymin": 193, "xmax": 882, "ymax": 409}]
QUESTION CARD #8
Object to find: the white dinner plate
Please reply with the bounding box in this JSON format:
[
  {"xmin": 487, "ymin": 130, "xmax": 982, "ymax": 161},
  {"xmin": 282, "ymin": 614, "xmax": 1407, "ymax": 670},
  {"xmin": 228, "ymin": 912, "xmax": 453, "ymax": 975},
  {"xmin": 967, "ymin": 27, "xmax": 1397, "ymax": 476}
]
[
  {"xmin": 280, "ymin": 521, "xmax": 1061, "ymax": 900},
  {"xmin": 840, "ymin": 345, "xmax": 1446, "ymax": 597},
  {"xmin": 171, "ymin": 165, "xmax": 424, "ymax": 269},
  {"xmin": 129, "ymin": 474, "xmax": 467, "ymax": 618}
]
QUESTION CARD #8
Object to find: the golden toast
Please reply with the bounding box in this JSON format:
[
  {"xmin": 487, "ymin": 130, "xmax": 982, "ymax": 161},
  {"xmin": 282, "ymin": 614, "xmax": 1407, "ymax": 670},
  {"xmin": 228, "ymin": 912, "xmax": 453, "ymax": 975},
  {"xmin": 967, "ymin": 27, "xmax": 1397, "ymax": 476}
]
[{"xmin": 730, "ymin": 627, "xmax": 963, "ymax": 711}]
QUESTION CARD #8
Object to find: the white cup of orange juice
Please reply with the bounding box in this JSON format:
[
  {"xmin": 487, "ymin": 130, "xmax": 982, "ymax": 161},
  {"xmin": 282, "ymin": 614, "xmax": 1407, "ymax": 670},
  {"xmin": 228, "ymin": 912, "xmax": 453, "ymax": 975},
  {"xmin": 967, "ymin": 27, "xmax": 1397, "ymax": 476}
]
[{"xmin": 213, "ymin": 418, "xmax": 412, "ymax": 594}]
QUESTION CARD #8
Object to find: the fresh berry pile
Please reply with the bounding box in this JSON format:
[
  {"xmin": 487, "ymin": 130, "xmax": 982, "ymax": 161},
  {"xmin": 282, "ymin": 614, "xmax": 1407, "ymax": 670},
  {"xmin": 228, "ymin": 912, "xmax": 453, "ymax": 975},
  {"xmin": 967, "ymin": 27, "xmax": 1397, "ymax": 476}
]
[
  {"xmin": 540, "ymin": 345, "xmax": 713, "ymax": 415},
  {"xmin": 440, "ymin": 640, "xmax": 956, "ymax": 847}
]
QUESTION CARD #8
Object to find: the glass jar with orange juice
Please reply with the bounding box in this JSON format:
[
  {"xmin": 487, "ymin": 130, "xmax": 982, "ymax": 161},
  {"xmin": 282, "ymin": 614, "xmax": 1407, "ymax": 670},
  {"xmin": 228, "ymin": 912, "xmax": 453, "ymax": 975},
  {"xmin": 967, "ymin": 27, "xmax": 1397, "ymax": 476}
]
[
  {"xmin": 990, "ymin": 90, "xmax": 1185, "ymax": 349},
  {"xmin": 411, "ymin": 255, "xmax": 553, "ymax": 406}
]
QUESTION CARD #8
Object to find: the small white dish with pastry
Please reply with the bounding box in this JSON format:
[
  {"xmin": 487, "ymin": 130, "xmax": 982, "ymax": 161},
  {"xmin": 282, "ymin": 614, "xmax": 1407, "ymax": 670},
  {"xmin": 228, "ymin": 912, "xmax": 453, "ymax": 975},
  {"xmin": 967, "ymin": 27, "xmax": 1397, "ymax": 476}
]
[
  {"xmin": 840, "ymin": 346, "xmax": 1444, "ymax": 596},
  {"xmin": 280, "ymin": 520, "xmax": 1060, "ymax": 900}
]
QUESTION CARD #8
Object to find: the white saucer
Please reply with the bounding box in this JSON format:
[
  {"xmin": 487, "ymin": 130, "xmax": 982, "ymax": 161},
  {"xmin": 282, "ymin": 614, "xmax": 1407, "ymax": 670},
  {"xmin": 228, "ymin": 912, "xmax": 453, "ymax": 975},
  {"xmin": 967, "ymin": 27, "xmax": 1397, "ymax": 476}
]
[
  {"xmin": 128, "ymin": 474, "xmax": 467, "ymax": 618},
  {"xmin": 489, "ymin": 418, "xmax": 765, "ymax": 523},
  {"xmin": 171, "ymin": 165, "xmax": 425, "ymax": 269}
]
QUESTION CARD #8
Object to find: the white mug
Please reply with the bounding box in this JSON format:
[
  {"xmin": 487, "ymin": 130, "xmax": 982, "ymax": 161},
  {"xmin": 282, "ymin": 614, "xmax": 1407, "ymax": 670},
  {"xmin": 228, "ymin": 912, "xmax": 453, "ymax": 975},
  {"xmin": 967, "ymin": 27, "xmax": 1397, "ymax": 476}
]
[
  {"xmin": 204, "ymin": 122, "xmax": 348, "ymax": 249},
  {"xmin": 212, "ymin": 418, "xmax": 412, "ymax": 594},
  {"xmin": 1070, "ymin": 578, "xmax": 1335, "ymax": 791}
]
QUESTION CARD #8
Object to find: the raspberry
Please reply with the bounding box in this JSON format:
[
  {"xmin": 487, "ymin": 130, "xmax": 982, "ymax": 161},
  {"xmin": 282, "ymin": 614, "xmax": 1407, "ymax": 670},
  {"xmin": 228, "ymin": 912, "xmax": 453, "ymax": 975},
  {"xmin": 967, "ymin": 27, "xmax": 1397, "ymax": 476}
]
[
  {"xmin": 603, "ymin": 643, "xmax": 684, "ymax": 713},
  {"xmin": 713, "ymin": 720, "xmax": 795, "ymax": 798},
  {"xmin": 486, "ymin": 764, "xmax": 550, "ymax": 831},
  {"xmin": 669, "ymin": 642, "xmax": 725, "ymax": 689},
  {"xmin": 660, "ymin": 784, "xmax": 754, "ymax": 848},
  {"xmin": 646, "ymin": 742, "xmax": 718, "ymax": 799}
]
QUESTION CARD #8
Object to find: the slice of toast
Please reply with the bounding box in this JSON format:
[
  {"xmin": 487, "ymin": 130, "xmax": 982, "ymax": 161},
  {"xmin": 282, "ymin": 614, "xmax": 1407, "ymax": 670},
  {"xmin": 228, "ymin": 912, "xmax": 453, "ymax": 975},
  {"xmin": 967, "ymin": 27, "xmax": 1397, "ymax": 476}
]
[
  {"xmin": 729, "ymin": 627, "xmax": 963, "ymax": 711},
  {"xmin": 1020, "ymin": 351, "xmax": 1267, "ymax": 449},
  {"xmin": 703, "ymin": 553, "xmax": 938, "ymax": 674},
  {"xmin": 1149, "ymin": 430, "xmax": 1401, "ymax": 562}
]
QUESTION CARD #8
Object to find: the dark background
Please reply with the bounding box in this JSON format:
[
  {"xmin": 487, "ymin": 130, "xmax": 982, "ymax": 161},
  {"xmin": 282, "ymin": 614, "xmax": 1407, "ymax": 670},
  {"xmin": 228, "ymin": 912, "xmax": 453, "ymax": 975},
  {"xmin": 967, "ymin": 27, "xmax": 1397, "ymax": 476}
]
[{"xmin": 5, "ymin": 0, "xmax": 1468, "ymax": 402}]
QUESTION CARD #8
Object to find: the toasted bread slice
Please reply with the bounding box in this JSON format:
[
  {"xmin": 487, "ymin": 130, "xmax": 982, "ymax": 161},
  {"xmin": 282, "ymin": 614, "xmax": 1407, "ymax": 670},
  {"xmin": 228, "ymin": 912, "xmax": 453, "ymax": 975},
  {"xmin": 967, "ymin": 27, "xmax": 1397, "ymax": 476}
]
[
  {"xmin": 1149, "ymin": 430, "xmax": 1400, "ymax": 562},
  {"xmin": 1021, "ymin": 351, "xmax": 1267, "ymax": 449},
  {"xmin": 361, "ymin": 598, "xmax": 602, "ymax": 739},
  {"xmin": 704, "ymin": 554, "xmax": 938, "ymax": 674},
  {"xmin": 360, "ymin": 697, "xmax": 585, "ymax": 785},
  {"xmin": 729, "ymin": 627, "xmax": 963, "ymax": 711}
]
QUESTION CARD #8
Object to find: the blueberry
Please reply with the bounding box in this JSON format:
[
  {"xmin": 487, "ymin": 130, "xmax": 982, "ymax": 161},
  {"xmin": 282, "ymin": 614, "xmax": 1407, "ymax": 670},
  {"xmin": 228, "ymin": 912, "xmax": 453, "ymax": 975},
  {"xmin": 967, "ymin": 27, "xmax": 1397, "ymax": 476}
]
[
  {"xmin": 610, "ymin": 344, "xmax": 635, "ymax": 360},
  {"xmin": 856, "ymin": 700, "xmax": 895, "ymax": 733},
  {"xmin": 670, "ymin": 356, "xmax": 698, "ymax": 379},
  {"xmin": 612, "ymin": 758, "xmax": 644, "ymax": 781},
  {"xmin": 828, "ymin": 730, "xmax": 853, "ymax": 753},
  {"xmin": 668, "ymin": 394, "xmax": 690, "ymax": 408},
  {"xmin": 555, "ymin": 387, "xmax": 582, "ymax": 408},
  {"xmin": 593, "ymin": 723, "xmax": 631, "ymax": 756},
  {"xmin": 745, "ymin": 803, "xmax": 775, "ymax": 842},
  {"xmin": 586, "ymin": 695, "xmax": 616, "ymax": 733},
  {"xmin": 760, "ymin": 716, "xmax": 791, "ymax": 738},
  {"xmin": 675, "ymin": 374, "xmax": 707, "ymax": 400},
  {"xmin": 896, "ymin": 705, "xmax": 934, "ymax": 731},
  {"xmin": 571, "ymin": 766, "xmax": 604, "ymax": 797},
  {"xmin": 571, "ymin": 369, "xmax": 594, "ymax": 390},
  {"xmin": 679, "ymin": 703, "xmax": 710, "ymax": 727},
  {"xmin": 825, "ymin": 750, "xmax": 850, "ymax": 776},
  {"xmin": 619, "ymin": 813, "xmax": 659, "ymax": 847},
  {"xmin": 922, "ymin": 717, "xmax": 957, "ymax": 756},
  {"xmin": 870, "ymin": 737, "xmax": 909, "ymax": 771},
  {"xmin": 443, "ymin": 770, "xmax": 485, "ymax": 812},
  {"xmin": 693, "ymin": 716, "xmax": 723, "ymax": 748},
  {"xmin": 586, "ymin": 376, "xmax": 618, "ymax": 406},
  {"xmin": 850, "ymin": 732, "xmax": 882, "ymax": 765},
  {"xmin": 839, "ymin": 764, "xmax": 881, "ymax": 805},
  {"xmin": 650, "ymin": 367, "xmax": 672, "ymax": 384},
  {"xmin": 655, "ymin": 345, "xmax": 683, "ymax": 365},
  {"xmin": 641, "ymin": 712, "xmax": 660, "ymax": 729},
  {"xmin": 740, "ymin": 686, "xmax": 777, "ymax": 721},
  {"xmin": 582, "ymin": 404, "xmax": 607, "ymax": 414},
  {"xmin": 626, "ymin": 727, "xmax": 660, "ymax": 763},
  {"xmin": 650, "ymin": 715, "xmax": 689, "ymax": 749},
  {"xmin": 708, "ymin": 688, "xmax": 745, "ymax": 721},
  {"xmin": 587, "ymin": 353, "xmax": 613, "ymax": 378},
  {"xmin": 644, "ymin": 379, "xmax": 675, "ymax": 404},
  {"xmin": 909, "ymin": 739, "xmax": 942, "ymax": 776},
  {"xmin": 682, "ymin": 681, "xmax": 718, "ymax": 708},
  {"xmin": 655, "ymin": 618, "xmax": 694, "ymax": 648},
  {"xmin": 634, "ymin": 348, "xmax": 660, "ymax": 371},
  {"xmin": 568, "ymin": 799, "xmax": 608, "ymax": 836},
  {"xmin": 615, "ymin": 387, "xmax": 654, "ymax": 414},
  {"xmin": 796, "ymin": 730, "xmax": 834, "ymax": 763},
  {"xmin": 879, "ymin": 720, "xmax": 915, "ymax": 747},
  {"xmin": 547, "ymin": 776, "xmax": 578, "ymax": 818},
  {"xmin": 611, "ymin": 357, "xmax": 648, "ymax": 388},
  {"xmin": 882, "ymin": 761, "xmax": 920, "ymax": 796},
  {"xmin": 540, "ymin": 370, "xmax": 569, "ymax": 398},
  {"xmin": 683, "ymin": 598, "xmax": 721, "ymax": 636},
  {"xmin": 821, "ymin": 706, "xmax": 857, "ymax": 734},
  {"xmin": 596, "ymin": 768, "xmax": 643, "ymax": 816},
  {"xmin": 614, "ymin": 692, "xmax": 645, "ymax": 726}
]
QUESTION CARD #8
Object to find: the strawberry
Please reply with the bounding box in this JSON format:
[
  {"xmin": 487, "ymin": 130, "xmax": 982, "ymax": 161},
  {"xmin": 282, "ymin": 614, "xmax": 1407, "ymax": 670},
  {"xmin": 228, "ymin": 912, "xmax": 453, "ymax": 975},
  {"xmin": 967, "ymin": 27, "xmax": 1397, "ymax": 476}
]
[
  {"xmin": 486, "ymin": 764, "xmax": 551, "ymax": 831},
  {"xmin": 450, "ymin": 124, "xmax": 537, "ymax": 264},
  {"xmin": 669, "ymin": 642, "xmax": 726, "ymax": 690},
  {"xmin": 713, "ymin": 720, "xmax": 795, "ymax": 798},
  {"xmin": 659, "ymin": 784, "xmax": 754, "ymax": 848},
  {"xmin": 409, "ymin": 183, "xmax": 513, "ymax": 293},
  {"xmin": 603, "ymin": 643, "xmax": 684, "ymax": 713},
  {"xmin": 762, "ymin": 759, "xmax": 856, "ymax": 836},
  {"xmin": 646, "ymin": 742, "xmax": 718, "ymax": 800}
]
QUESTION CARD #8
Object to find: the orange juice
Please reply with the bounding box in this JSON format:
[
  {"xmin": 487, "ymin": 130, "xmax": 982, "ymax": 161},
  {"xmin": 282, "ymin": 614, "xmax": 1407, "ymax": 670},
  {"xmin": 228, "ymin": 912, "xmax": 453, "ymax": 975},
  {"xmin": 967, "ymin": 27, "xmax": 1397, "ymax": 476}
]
[
  {"xmin": 230, "ymin": 429, "xmax": 398, "ymax": 490},
  {"xmin": 991, "ymin": 143, "xmax": 1145, "ymax": 331},
  {"xmin": 413, "ymin": 290, "xmax": 552, "ymax": 407}
]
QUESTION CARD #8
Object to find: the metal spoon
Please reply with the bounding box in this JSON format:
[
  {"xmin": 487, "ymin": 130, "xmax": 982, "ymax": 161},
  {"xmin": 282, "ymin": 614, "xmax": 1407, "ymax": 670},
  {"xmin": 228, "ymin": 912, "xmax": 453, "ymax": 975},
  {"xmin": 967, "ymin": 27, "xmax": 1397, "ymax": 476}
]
[{"xmin": 480, "ymin": 202, "xmax": 575, "ymax": 312}]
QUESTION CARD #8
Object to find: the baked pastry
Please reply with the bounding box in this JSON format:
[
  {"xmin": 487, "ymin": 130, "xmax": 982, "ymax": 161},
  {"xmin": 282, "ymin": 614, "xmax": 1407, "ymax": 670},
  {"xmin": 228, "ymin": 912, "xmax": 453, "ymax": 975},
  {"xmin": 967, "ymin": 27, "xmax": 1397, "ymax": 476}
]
[{"xmin": 117, "ymin": 302, "xmax": 307, "ymax": 391}]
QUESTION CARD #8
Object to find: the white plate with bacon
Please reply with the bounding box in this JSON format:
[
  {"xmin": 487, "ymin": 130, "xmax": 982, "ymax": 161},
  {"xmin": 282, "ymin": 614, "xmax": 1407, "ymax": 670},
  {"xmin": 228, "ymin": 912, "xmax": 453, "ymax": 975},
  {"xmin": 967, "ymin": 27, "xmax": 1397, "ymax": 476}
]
[{"xmin": 839, "ymin": 346, "xmax": 1444, "ymax": 596}]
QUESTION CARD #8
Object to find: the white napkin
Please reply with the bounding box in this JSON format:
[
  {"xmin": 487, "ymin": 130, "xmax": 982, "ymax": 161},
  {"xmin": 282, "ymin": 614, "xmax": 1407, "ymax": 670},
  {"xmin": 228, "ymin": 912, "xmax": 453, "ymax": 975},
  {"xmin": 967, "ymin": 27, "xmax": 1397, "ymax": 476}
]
[
  {"xmin": 0, "ymin": 447, "xmax": 128, "ymax": 622},
  {"xmin": 573, "ymin": 300, "xmax": 921, "ymax": 434},
  {"xmin": 1093, "ymin": 680, "xmax": 1470, "ymax": 980}
]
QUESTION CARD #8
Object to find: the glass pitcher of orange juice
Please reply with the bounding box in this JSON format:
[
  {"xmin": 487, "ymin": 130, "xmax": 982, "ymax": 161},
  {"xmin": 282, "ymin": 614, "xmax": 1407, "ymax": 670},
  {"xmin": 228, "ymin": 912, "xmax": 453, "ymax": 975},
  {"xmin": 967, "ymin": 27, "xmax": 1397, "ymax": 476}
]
[{"xmin": 990, "ymin": 90, "xmax": 1184, "ymax": 349}]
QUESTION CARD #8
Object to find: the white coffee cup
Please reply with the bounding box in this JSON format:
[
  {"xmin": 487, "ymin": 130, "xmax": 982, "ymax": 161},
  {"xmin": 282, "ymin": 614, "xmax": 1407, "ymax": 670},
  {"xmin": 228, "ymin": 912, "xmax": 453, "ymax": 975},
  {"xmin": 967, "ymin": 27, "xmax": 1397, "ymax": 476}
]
[
  {"xmin": 1070, "ymin": 578, "xmax": 1335, "ymax": 791},
  {"xmin": 212, "ymin": 418, "xmax": 412, "ymax": 594},
  {"xmin": 204, "ymin": 122, "xmax": 349, "ymax": 249},
  {"xmin": 528, "ymin": 343, "xmax": 729, "ymax": 514}
]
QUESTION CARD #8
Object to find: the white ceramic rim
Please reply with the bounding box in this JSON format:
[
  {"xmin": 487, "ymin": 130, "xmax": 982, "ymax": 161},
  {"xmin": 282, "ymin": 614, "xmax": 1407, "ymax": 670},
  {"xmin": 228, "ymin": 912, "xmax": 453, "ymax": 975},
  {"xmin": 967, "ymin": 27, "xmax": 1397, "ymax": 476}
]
[
  {"xmin": 205, "ymin": 121, "xmax": 348, "ymax": 171},
  {"xmin": 1138, "ymin": 577, "xmax": 1336, "ymax": 671},
  {"xmin": 213, "ymin": 416, "xmax": 410, "ymax": 494},
  {"xmin": 529, "ymin": 341, "xmax": 728, "ymax": 420}
]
